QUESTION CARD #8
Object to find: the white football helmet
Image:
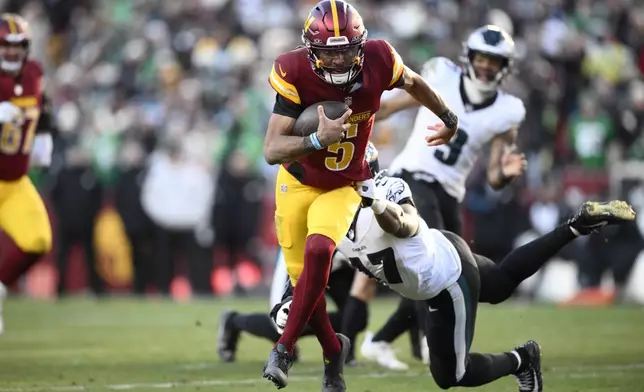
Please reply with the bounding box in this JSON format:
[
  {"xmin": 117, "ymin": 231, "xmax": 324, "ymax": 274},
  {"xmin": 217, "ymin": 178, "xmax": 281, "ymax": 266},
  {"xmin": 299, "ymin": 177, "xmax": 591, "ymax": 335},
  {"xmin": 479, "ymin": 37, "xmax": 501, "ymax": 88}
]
[{"xmin": 461, "ymin": 25, "xmax": 515, "ymax": 94}]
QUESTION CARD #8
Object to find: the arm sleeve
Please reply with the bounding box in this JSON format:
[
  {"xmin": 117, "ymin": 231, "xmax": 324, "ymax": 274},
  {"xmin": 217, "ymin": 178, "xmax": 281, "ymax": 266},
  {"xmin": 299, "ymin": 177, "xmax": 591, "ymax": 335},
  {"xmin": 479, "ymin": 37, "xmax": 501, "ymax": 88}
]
[
  {"xmin": 494, "ymin": 97, "xmax": 526, "ymax": 135},
  {"xmin": 35, "ymin": 93, "xmax": 56, "ymax": 135},
  {"xmin": 268, "ymin": 57, "xmax": 302, "ymax": 105},
  {"xmin": 272, "ymin": 94, "xmax": 304, "ymax": 119},
  {"xmin": 382, "ymin": 41, "xmax": 405, "ymax": 90},
  {"xmin": 29, "ymin": 134, "xmax": 53, "ymax": 166}
]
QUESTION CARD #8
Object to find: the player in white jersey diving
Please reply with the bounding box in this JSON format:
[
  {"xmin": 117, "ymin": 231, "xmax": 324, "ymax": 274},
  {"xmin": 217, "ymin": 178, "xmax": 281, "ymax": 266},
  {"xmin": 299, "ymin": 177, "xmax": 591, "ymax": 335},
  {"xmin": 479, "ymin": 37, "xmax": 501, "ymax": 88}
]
[
  {"xmin": 272, "ymin": 170, "xmax": 636, "ymax": 392},
  {"xmin": 342, "ymin": 24, "xmax": 529, "ymax": 369}
]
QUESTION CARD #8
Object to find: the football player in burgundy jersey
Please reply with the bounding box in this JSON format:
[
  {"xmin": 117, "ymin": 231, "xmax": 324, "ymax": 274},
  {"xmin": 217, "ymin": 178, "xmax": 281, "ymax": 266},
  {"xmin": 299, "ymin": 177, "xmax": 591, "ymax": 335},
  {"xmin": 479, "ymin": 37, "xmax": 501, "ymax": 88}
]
[
  {"xmin": 262, "ymin": 1, "xmax": 460, "ymax": 390},
  {"xmin": 0, "ymin": 13, "xmax": 56, "ymax": 335}
]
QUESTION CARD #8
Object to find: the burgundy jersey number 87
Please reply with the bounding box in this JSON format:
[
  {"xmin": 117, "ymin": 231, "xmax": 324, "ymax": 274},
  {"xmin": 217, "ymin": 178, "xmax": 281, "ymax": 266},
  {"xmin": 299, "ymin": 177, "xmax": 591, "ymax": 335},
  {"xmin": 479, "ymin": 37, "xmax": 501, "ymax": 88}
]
[{"xmin": 0, "ymin": 105, "xmax": 41, "ymax": 156}]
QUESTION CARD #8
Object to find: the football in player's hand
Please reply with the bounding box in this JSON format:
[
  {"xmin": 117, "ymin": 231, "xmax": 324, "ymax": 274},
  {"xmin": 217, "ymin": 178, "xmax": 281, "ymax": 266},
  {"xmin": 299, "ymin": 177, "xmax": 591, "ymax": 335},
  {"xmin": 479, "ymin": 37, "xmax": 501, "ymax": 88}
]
[{"xmin": 293, "ymin": 101, "xmax": 348, "ymax": 137}]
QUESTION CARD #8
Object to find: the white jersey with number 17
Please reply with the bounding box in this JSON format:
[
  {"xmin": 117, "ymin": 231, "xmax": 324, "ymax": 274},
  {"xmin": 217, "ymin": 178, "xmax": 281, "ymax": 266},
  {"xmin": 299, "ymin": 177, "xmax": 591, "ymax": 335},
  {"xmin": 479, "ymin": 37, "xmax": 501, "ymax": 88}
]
[
  {"xmin": 336, "ymin": 174, "xmax": 462, "ymax": 300},
  {"xmin": 389, "ymin": 57, "xmax": 526, "ymax": 202}
]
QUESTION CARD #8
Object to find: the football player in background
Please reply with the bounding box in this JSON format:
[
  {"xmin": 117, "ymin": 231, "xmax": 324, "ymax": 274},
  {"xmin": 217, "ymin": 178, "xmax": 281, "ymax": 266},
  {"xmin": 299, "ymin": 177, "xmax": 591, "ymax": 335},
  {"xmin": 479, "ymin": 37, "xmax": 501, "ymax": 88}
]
[
  {"xmin": 272, "ymin": 166, "xmax": 636, "ymax": 392},
  {"xmin": 348, "ymin": 25, "xmax": 529, "ymax": 369},
  {"xmin": 261, "ymin": 0, "xmax": 459, "ymax": 389},
  {"xmin": 0, "ymin": 14, "xmax": 55, "ymax": 335}
]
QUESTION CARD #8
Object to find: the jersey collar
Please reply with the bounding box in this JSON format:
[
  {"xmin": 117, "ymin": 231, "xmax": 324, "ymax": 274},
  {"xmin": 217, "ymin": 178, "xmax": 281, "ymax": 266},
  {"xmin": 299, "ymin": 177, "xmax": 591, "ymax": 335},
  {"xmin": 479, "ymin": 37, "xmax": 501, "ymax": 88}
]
[{"xmin": 459, "ymin": 76, "xmax": 498, "ymax": 112}]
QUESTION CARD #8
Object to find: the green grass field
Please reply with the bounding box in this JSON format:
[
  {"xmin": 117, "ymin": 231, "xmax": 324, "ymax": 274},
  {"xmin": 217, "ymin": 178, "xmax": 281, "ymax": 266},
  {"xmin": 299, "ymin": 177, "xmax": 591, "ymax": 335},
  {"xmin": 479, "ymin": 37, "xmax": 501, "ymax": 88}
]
[{"xmin": 1, "ymin": 298, "xmax": 643, "ymax": 391}]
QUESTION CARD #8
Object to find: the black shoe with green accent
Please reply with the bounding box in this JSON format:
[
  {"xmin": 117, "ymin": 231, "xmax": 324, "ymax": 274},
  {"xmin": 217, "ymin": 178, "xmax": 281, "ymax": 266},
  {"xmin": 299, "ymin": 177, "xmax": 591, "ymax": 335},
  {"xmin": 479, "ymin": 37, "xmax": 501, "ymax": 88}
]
[
  {"xmin": 322, "ymin": 334, "xmax": 351, "ymax": 392},
  {"xmin": 568, "ymin": 201, "xmax": 636, "ymax": 235}
]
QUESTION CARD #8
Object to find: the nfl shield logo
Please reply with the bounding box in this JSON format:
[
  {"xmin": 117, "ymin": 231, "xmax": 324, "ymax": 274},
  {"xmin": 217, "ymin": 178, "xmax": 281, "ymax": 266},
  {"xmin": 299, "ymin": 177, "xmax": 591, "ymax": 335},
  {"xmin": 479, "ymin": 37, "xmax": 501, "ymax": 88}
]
[{"xmin": 344, "ymin": 96, "xmax": 352, "ymax": 107}]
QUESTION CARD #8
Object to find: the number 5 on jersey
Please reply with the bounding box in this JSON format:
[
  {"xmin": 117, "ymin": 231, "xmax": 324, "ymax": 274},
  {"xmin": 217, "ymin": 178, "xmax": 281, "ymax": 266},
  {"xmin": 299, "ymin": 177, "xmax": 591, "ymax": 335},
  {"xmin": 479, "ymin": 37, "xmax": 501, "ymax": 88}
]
[{"xmin": 325, "ymin": 122, "xmax": 359, "ymax": 171}]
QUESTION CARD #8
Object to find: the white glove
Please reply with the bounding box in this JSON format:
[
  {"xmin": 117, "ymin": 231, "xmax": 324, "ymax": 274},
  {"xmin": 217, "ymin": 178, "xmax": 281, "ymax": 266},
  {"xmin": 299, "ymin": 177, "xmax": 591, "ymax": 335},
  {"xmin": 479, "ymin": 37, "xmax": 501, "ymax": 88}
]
[
  {"xmin": 274, "ymin": 299, "xmax": 291, "ymax": 335},
  {"xmin": 0, "ymin": 101, "xmax": 23, "ymax": 126},
  {"xmin": 356, "ymin": 178, "xmax": 386, "ymax": 214},
  {"xmin": 356, "ymin": 178, "xmax": 377, "ymax": 207},
  {"xmin": 30, "ymin": 134, "xmax": 53, "ymax": 167}
]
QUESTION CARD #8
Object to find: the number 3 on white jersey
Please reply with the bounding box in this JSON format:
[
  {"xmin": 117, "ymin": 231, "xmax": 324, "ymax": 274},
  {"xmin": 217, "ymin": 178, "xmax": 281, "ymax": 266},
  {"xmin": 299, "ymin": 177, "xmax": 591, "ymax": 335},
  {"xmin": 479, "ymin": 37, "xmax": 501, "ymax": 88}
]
[{"xmin": 325, "ymin": 122, "xmax": 358, "ymax": 171}]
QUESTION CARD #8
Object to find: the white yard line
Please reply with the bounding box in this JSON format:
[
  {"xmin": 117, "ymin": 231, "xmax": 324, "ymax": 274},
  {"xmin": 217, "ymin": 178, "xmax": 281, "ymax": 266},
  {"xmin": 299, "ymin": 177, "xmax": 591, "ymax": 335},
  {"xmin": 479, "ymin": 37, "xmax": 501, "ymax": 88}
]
[
  {"xmin": 0, "ymin": 372, "xmax": 422, "ymax": 392},
  {"xmin": 2, "ymin": 363, "xmax": 643, "ymax": 391}
]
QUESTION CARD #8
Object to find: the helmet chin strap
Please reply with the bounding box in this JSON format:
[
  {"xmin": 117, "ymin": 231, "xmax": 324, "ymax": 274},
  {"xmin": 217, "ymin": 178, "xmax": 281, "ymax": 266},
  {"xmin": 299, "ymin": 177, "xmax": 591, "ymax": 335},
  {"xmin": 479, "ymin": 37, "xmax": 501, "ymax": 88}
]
[
  {"xmin": 462, "ymin": 73, "xmax": 497, "ymax": 104},
  {"xmin": 323, "ymin": 70, "xmax": 351, "ymax": 85},
  {"xmin": 0, "ymin": 60, "xmax": 22, "ymax": 74}
]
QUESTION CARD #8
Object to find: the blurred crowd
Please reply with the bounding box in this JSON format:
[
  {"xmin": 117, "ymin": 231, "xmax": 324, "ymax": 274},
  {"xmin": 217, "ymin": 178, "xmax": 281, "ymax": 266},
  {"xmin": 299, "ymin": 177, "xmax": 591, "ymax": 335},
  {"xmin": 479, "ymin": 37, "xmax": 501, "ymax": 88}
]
[{"xmin": 5, "ymin": 0, "xmax": 644, "ymax": 303}]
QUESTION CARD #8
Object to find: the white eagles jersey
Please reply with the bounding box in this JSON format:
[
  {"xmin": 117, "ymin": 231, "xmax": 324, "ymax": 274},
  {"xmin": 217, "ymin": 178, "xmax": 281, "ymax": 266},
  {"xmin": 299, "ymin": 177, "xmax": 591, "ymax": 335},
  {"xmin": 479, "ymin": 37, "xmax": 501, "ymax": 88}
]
[
  {"xmin": 337, "ymin": 174, "xmax": 462, "ymax": 300},
  {"xmin": 389, "ymin": 57, "xmax": 526, "ymax": 202}
]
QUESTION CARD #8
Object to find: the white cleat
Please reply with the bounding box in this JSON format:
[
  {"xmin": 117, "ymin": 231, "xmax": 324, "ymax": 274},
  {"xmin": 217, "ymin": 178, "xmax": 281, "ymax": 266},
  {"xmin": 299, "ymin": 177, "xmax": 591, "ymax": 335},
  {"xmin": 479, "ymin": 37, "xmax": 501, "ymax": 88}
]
[
  {"xmin": 0, "ymin": 282, "xmax": 6, "ymax": 336},
  {"xmin": 360, "ymin": 331, "xmax": 409, "ymax": 371}
]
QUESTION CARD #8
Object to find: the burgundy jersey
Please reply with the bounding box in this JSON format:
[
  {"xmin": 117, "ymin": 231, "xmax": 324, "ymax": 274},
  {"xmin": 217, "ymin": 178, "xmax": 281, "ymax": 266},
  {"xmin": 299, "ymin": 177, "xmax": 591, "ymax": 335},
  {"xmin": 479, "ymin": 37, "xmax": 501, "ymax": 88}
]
[
  {"xmin": 0, "ymin": 60, "xmax": 43, "ymax": 181},
  {"xmin": 269, "ymin": 39, "xmax": 405, "ymax": 189}
]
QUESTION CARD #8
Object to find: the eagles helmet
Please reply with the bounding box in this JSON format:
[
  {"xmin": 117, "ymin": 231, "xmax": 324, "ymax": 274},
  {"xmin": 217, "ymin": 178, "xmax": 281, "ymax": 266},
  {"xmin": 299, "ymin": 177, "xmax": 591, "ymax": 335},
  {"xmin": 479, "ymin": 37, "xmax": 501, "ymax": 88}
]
[
  {"xmin": 302, "ymin": 0, "xmax": 367, "ymax": 86},
  {"xmin": 461, "ymin": 25, "xmax": 515, "ymax": 94}
]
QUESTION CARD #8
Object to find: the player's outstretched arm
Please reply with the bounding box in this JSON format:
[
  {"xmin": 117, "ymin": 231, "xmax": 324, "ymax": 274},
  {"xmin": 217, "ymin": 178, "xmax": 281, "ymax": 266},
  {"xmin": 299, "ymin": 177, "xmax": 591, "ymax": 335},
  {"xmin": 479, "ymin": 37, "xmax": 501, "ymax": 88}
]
[
  {"xmin": 356, "ymin": 179, "xmax": 420, "ymax": 238},
  {"xmin": 373, "ymin": 201, "xmax": 420, "ymax": 238},
  {"xmin": 375, "ymin": 91, "xmax": 419, "ymax": 122},
  {"xmin": 399, "ymin": 66, "xmax": 458, "ymax": 145}
]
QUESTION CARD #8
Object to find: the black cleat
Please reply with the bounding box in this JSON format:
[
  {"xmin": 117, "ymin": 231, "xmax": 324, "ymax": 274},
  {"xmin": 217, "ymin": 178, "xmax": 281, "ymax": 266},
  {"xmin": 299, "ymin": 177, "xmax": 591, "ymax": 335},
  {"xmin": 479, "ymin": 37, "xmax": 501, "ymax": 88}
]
[
  {"xmin": 217, "ymin": 310, "xmax": 240, "ymax": 362},
  {"xmin": 322, "ymin": 334, "xmax": 351, "ymax": 392},
  {"xmin": 514, "ymin": 340, "xmax": 543, "ymax": 392},
  {"xmin": 568, "ymin": 201, "xmax": 636, "ymax": 235},
  {"xmin": 263, "ymin": 344, "xmax": 293, "ymax": 389}
]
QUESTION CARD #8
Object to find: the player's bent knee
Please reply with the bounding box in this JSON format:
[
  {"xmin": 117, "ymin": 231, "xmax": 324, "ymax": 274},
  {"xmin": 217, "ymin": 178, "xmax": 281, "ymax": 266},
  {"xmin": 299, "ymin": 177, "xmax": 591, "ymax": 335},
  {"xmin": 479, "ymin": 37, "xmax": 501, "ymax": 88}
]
[
  {"xmin": 430, "ymin": 363, "xmax": 457, "ymax": 390},
  {"xmin": 481, "ymin": 272, "xmax": 516, "ymax": 305},
  {"xmin": 304, "ymin": 234, "xmax": 335, "ymax": 259}
]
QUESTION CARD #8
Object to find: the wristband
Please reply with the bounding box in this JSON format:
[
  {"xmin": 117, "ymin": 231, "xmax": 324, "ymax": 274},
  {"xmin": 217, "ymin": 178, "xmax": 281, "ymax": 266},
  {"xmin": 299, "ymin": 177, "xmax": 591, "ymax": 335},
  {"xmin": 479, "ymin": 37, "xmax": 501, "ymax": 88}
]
[
  {"xmin": 309, "ymin": 133, "xmax": 324, "ymax": 150},
  {"xmin": 371, "ymin": 200, "xmax": 387, "ymax": 215},
  {"xmin": 438, "ymin": 109, "xmax": 458, "ymax": 130}
]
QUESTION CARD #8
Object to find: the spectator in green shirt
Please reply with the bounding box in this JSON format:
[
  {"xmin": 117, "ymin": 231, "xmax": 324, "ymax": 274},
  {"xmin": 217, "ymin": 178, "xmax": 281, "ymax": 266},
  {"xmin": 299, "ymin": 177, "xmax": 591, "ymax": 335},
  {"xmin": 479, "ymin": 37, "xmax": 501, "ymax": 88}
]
[{"xmin": 568, "ymin": 95, "xmax": 614, "ymax": 168}]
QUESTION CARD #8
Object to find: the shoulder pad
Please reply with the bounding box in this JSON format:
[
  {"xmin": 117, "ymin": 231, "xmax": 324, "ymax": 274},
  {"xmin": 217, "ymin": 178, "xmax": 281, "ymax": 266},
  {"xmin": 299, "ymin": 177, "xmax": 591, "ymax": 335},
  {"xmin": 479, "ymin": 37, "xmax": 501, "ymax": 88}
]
[
  {"xmin": 366, "ymin": 40, "xmax": 405, "ymax": 89},
  {"xmin": 269, "ymin": 51, "xmax": 302, "ymax": 105},
  {"xmin": 495, "ymin": 94, "xmax": 526, "ymax": 131},
  {"xmin": 23, "ymin": 60, "xmax": 44, "ymax": 78},
  {"xmin": 420, "ymin": 57, "xmax": 459, "ymax": 82}
]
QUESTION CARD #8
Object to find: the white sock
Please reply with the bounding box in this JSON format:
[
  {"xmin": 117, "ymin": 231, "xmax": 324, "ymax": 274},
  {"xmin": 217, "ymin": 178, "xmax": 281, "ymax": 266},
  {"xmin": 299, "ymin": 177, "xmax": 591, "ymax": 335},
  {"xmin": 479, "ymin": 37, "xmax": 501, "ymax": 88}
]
[{"xmin": 511, "ymin": 350, "xmax": 522, "ymax": 371}]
